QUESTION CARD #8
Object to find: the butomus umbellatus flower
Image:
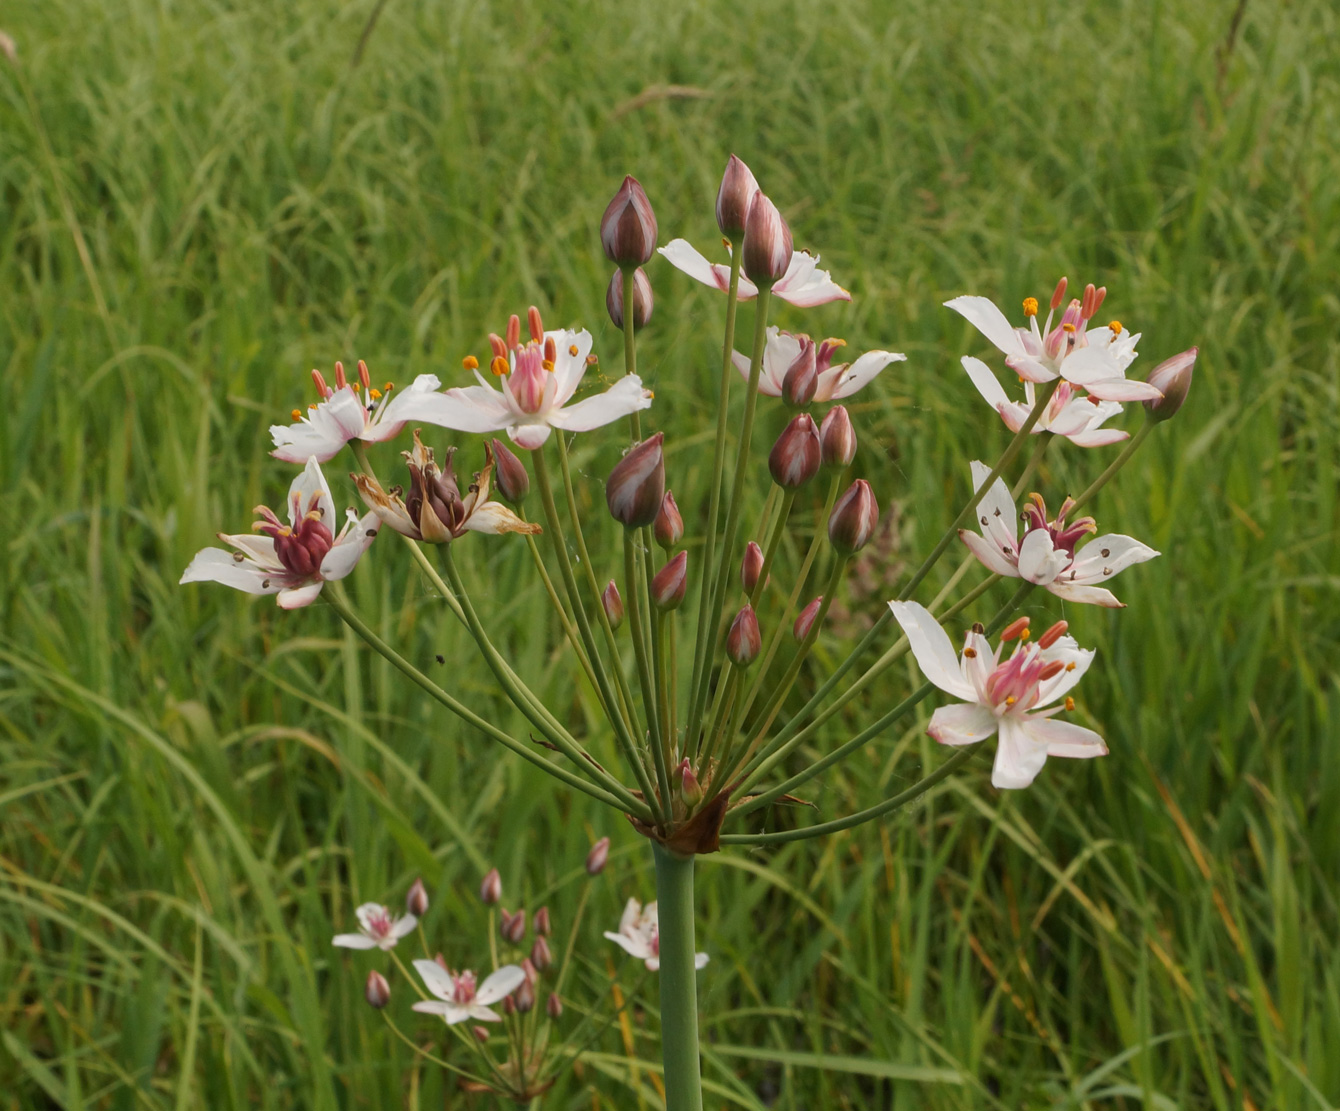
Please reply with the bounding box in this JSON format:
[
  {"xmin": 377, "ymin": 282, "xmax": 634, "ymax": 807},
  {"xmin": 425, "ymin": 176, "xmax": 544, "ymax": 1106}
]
[
  {"xmin": 890, "ymin": 602, "xmax": 1107, "ymax": 789},
  {"xmin": 412, "ymin": 961, "xmax": 527, "ymax": 1025},
  {"xmin": 961, "ymin": 356, "xmax": 1128, "ymax": 447},
  {"xmin": 179, "ymin": 457, "xmax": 378, "ymax": 609},
  {"xmin": 959, "ymin": 461, "xmax": 1157, "ymax": 608},
  {"xmin": 659, "ymin": 241, "xmax": 850, "ymax": 308},
  {"xmin": 332, "ymin": 902, "xmax": 418, "ymax": 951},
  {"xmin": 604, "ymin": 898, "xmax": 708, "ymax": 972},
  {"xmin": 733, "ymin": 328, "xmax": 904, "ymax": 403},
  {"xmin": 352, "ymin": 433, "xmax": 538, "ymax": 544}
]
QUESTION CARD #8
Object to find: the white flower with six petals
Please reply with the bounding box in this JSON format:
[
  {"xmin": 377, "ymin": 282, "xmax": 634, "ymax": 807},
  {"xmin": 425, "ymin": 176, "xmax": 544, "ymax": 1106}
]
[
  {"xmin": 961, "ymin": 357, "xmax": 1127, "ymax": 447},
  {"xmin": 731, "ymin": 327, "xmax": 905, "ymax": 402},
  {"xmin": 659, "ymin": 239, "xmax": 850, "ymax": 308},
  {"xmin": 604, "ymin": 898, "xmax": 708, "ymax": 972},
  {"xmin": 411, "ymin": 961, "xmax": 527, "ymax": 1025},
  {"xmin": 331, "ymin": 903, "xmax": 418, "ymax": 951}
]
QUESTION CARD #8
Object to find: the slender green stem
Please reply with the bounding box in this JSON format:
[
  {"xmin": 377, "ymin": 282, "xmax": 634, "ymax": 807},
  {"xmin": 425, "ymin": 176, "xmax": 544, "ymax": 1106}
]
[
  {"xmin": 652, "ymin": 845, "xmax": 703, "ymax": 1111},
  {"xmin": 643, "ymin": 535, "xmax": 674, "ymax": 767},
  {"xmin": 687, "ymin": 285, "xmax": 774, "ymax": 750},
  {"xmin": 520, "ymin": 524, "xmax": 602, "ymax": 701},
  {"xmin": 1072, "ymin": 418, "xmax": 1154, "ymax": 512},
  {"xmin": 686, "ymin": 246, "xmax": 744, "ymax": 747},
  {"xmin": 625, "ymin": 531, "xmax": 671, "ymax": 817},
  {"xmin": 379, "ymin": 1014, "xmax": 497, "ymax": 1087},
  {"xmin": 622, "ymin": 267, "xmax": 642, "ymax": 443}
]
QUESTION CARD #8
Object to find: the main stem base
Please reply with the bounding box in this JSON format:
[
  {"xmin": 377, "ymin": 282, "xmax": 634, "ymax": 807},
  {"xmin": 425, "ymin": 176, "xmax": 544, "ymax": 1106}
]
[{"xmin": 653, "ymin": 843, "xmax": 704, "ymax": 1111}]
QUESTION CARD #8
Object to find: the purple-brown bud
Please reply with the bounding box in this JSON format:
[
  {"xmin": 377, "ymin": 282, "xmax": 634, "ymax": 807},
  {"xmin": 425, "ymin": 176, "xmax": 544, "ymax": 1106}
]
[
  {"xmin": 514, "ymin": 979, "xmax": 536, "ymax": 1013},
  {"xmin": 651, "ymin": 551, "xmax": 689, "ymax": 611},
  {"xmin": 586, "ymin": 836, "xmax": 611, "ymax": 875},
  {"xmin": 769, "ymin": 413, "xmax": 822, "ymax": 488},
  {"xmin": 606, "ymin": 433, "xmax": 665, "ymax": 529},
  {"xmin": 741, "ymin": 541, "xmax": 765, "ymax": 594},
  {"xmin": 546, "ymin": 992, "xmax": 564, "ymax": 1019},
  {"xmin": 406, "ymin": 877, "xmax": 429, "ymax": 917},
  {"xmin": 472, "ymin": 1025, "xmax": 491, "ymax": 1042},
  {"xmin": 820, "ymin": 405, "xmax": 857, "ymax": 468},
  {"xmin": 828, "ymin": 480, "xmax": 879, "ymax": 555},
  {"xmin": 534, "ymin": 906, "xmax": 551, "ymax": 937},
  {"xmin": 716, "ymin": 154, "xmax": 759, "ymax": 239},
  {"xmin": 500, "ymin": 908, "xmax": 527, "ymax": 944},
  {"xmin": 490, "ymin": 438, "xmax": 530, "ymax": 504},
  {"xmin": 503, "ymin": 995, "xmax": 516, "ymax": 1016},
  {"xmin": 606, "ymin": 267, "xmax": 654, "ymax": 330},
  {"xmin": 1143, "ymin": 347, "xmax": 1197, "ymax": 422},
  {"xmin": 654, "ymin": 491, "xmax": 683, "ymax": 550},
  {"xmin": 365, "ymin": 970, "xmax": 390, "ymax": 1009},
  {"xmin": 678, "ymin": 757, "xmax": 703, "ymax": 805},
  {"xmin": 742, "ymin": 191, "xmax": 793, "ymax": 285},
  {"xmin": 530, "ymin": 935, "xmax": 553, "ymax": 971},
  {"xmin": 602, "ymin": 581, "xmax": 625, "ymax": 629},
  {"xmin": 793, "ymin": 596, "xmax": 824, "ymax": 641},
  {"xmin": 726, "ymin": 605, "xmax": 762, "ymax": 668},
  {"xmin": 601, "ymin": 175, "xmax": 658, "ymax": 267},
  {"xmin": 781, "ymin": 338, "xmax": 818, "ymax": 408},
  {"xmin": 480, "ymin": 867, "xmax": 502, "ymax": 905}
]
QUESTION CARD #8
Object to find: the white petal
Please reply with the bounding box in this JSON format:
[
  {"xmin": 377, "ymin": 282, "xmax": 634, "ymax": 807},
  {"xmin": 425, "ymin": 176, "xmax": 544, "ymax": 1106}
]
[
  {"xmin": 1067, "ymin": 534, "xmax": 1159, "ymax": 582},
  {"xmin": 270, "ymin": 389, "xmax": 368, "ymax": 464},
  {"xmin": 604, "ymin": 930, "xmax": 652, "ymax": 961},
  {"xmin": 888, "ymin": 601, "xmax": 977, "ymax": 700},
  {"xmin": 462, "ymin": 502, "xmax": 540, "ymax": 537},
  {"xmin": 961, "ymin": 355, "xmax": 1011, "ymax": 410},
  {"xmin": 617, "ymin": 898, "xmax": 641, "ymax": 935},
  {"xmin": 548, "ymin": 375, "xmax": 653, "ymax": 432},
  {"xmin": 475, "ymin": 965, "xmax": 527, "ymax": 1006},
  {"xmin": 759, "ymin": 328, "xmax": 799, "ymax": 393},
  {"xmin": 968, "ymin": 460, "xmax": 1017, "ymax": 545},
  {"xmin": 1081, "ymin": 376, "xmax": 1165, "ymax": 403},
  {"xmin": 413, "ymin": 958, "xmax": 456, "ymax": 1001},
  {"xmin": 991, "ymin": 717, "xmax": 1050, "ymax": 789},
  {"xmin": 400, "ymin": 383, "xmax": 513, "ymax": 433},
  {"xmin": 550, "ymin": 328, "xmax": 594, "ymax": 407},
  {"xmin": 927, "ymin": 702, "xmax": 999, "ymax": 746},
  {"xmin": 694, "ymin": 953, "xmax": 710, "ymax": 969},
  {"xmin": 773, "ymin": 251, "xmax": 850, "ymax": 306},
  {"xmin": 658, "ymin": 239, "xmax": 753, "ymax": 296},
  {"xmin": 319, "ymin": 512, "xmax": 380, "ymax": 581},
  {"xmin": 368, "ymin": 374, "xmax": 443, "ymax": 438},
  {"xmin": 390, "ymin": 914, "xmax": 418, "ymax": 940},
  {"xmin": 1035, "ymin": 645, "xmax": 1095, "ymax": 706},
  {"xmin": 945, "ymin": 296, "xmax": 1028, "ymax": 358},
  {"xmin": 1066, "ymin": 427, "xmax": 1129, "ymax": 448},
  {"xmin": 331, "ymin": 933, "xmax": 377, "ymax": 949},
  {"xmin": 179, "ymin": 548, "xmax": 285, "ymax": 594},
  {"xmin": 734, "ymin": 347, "xmax": 782, "ymax": 395},
  {"xmin": 467, "ymin": 1005, "xmax": 503, "ymax": 1023},
  {"xmin": 277, "ymin": 581, "xmax": 324, "ymax": 609},
  {"xmin": 1046, "ymin": 581, "xmax": 1124, "ymax": 608},
  {"xmin": 1022, "ymin": 716, "xmax": 1108, "ymax": 759},
  {"xmin": 1016, "ymin": 529, "xmax": 1068, "ymax": 585},
  {"xmin": 508, "ymin": 423, "xmax": 551, "ymax": 449},
  {"xmin": 289, "ymin": 457, "xmax": 336, "ymax": 527},
  {"xmin": 959, "ymin": 528, "xmax": 1019, "ymax": 578},
  {"xmin": 828, "ymin": 350, "xmax": 905, "ymax": 399},
  {"xmin": 412, "ymin": 1000, "xmax": 468, "ymax": 1024}
]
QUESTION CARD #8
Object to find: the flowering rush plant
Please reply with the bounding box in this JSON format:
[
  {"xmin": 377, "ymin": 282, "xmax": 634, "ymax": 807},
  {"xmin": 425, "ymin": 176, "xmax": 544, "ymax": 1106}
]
[{"xmin": 182, "ymin": 154, "xmax": 1197, "ymax": 1109}]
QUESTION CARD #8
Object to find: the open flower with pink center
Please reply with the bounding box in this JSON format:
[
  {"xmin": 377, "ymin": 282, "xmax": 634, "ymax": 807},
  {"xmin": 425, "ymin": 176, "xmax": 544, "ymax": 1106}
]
[
  {"xmin": 396, "ymin": 307, "xmax": 651, "ymax": 450},
  {"xmin": 411, "ymin": 960, "xmax": 527, "ymax": 1025},
  {"xmin": 180, "ymin": 457, "xmax": 378, "ymax": 609},
  {"xmin": 890, "ymin": 602, "xmax": 1107, "ymax": 789},
  {"xmin": 961, "ymin": 357, "xmax": 1127, "ymax": 447},
  {"xmin": 332, "ymin": 903, "xmax": 418, "ymax": 951},
  {"xmin": 945, "ymin": 279, "xmax": 1162, "ymax": 403},
  {"xmin": 659, "ymin": 239, "xmax": 850, "ymax": 308},
  {"xmin": 604, "ymin": 898, "xmax": 708, "ymax": 972},
  {"xmin": 960, "ymin": 462, "xmax": 1157, "ymax": 608},
  {"xmin": 270, "ymin": 359, "xmax": 443, "ymax": 464},
  {"xmin": 731, "ymin": 327, "xmax": 905, "ymax": 402}
]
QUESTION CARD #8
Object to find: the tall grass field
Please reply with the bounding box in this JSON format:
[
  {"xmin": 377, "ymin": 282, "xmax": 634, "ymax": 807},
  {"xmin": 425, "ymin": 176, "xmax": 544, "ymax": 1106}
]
[{"xmin": 1, "ymin": 0, "xmax": 1337, "ymax": 1106}]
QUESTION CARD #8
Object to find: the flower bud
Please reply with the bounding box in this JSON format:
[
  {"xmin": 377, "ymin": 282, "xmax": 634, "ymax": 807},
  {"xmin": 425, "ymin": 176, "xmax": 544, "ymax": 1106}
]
[
  {"xmin": 740, "ymin": 541, "xmax": 764, "ymax": 594},
  {"xmin": 490, "ymin": 438, "xmax": 530, "ymax": 504},
  {"xmin": 651, "ymin": 551, "xmax": 689, "ymax": 611},
  {"xmin": 678, "ymin": 757, "xmax": 703, "ymax": 805},
  {"xmin": 503, "ymin": 995, "xmax": 516, "ymax": 1016},
  {"xmin": 606, "ymin": 433, "xmax": 665, "ymax": 529},
  {"xmin": 781, "ymin": 339, "xmax": 818, "ymax": 408},
  {"xmin": 654, "ymin": 491, "xmax": 683, "ymax": 550},
  {"xmin": 365, "ymin": 970, "xmax": 390, "ymax": 1010},
  {"xmin": 602, "ymin": 581, "xmax": 625, "ymax": 629},
  {"xmin": 716, "ymin": 154, "xmax": 759, "ymax": 239},
  {"xmin": 500, "ymin": 908, "xmax": 527, "ymax": 944},
  {"xmin": 530, "ymin": 935, "xmax": 553, "ymax": 971},
  {"xmin": 480, "ymin": 867, "xmax": 502, "ymax": 905},
  {"xmin": 742, "ymin": 191, "xmax": 793, "ymax": 285},
  {"xmin": 793, "ymin": 596, "xmax": 823, "ymax": 641},
  {"xmin": 473, "ymin": 1025, "xmax": 491, "ymax": 1042},
  {"xmin": 726, "ymin": 605, "xmax": 761, "ymax": 668},
  {"xmin": 406, "ymin": 877, "xmax": 429, "ymax": 917},
  {"xmin": 828, "ymin": 480, "xmax": 879, "ymax": 555},
  {"xmin": 606, "ymin": 267, "xmax": 654, "ymax": 330},
  {"xmin": 600, "ymin": 175, "xmax": 658, "ymax": 267},
  {"xmin": 820, "ymin": 405, "xmax": 856, "ymax": 468},
  {"xmin": 586, "ymin": 837, "xmax": 611, "ymax": 875},
  {"xmin": 534, "ymin": 906, "xmax": 551, "ymax": 937},
  {"xmin": 546, "ymin": 992, "xmax": 564, "ymax": 1019},
  {"xmin": 514, "ymin": 978, "xmax": 536, "ymax": 1013},
  {"xmin": 433, "ymin": 952, "xmax": 449, "ymax": 971},
  {"xmin": 769, "ymin": 413, "xmax": 822, "ymax": 488},
  {"xmin": 1143, "ymin": 347, "xmax": 1197, "ymax": 422}
]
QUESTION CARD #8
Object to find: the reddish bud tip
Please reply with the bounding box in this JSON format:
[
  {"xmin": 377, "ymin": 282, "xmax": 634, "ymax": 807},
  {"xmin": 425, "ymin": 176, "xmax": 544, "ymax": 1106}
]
[
  {"xmin": 490, "ymin": 438, "xmax": 530, "ymax": 504},
  {"xmin": 654, "ymin": 491, "xmax": 684, "ymax": 549},
  {"xmin": 820, "ymin": 405, "xmax": 857, "ymax": 468},
  {"xmin": 651, "ymin": 550, "xmax": 689, "ymax": 611},
  {"xmin": 602, "ymin": 581, "xmax": 625, "ymax": 629},
  {"xmin": 741, "ymin": 541, "xmax": 765, "ymax": 595},
  {"xmin": 365, "ymin": 970, "xmax": 390, "ymax": 1009},
  {"xmin": 716, "ymin": 154, "xmax": 760, "ymax": 239},
  {"xmin": 534, "ymin": 906, "xmax": 551, "ymax": 937},
  {"xmin": 472, "ymin": 1025, "xmax": 491, "ymax": 1042},
  {"xmin": 433, "ymin": 952, "xmax": 448, "ymax": 971},
  {"xmin": 479, "ymin": 867, "xmax": 502, "ymax": 905},
  {"xmin": 1143, "ymin": 347, "xmax": 1197, "ymax": 422},
  {"xmin": 769, "ymin": 412, "xmax": 822, "ymax": 488},
  {"xmin": 1038, "ymin": 620, "xmax": 1069, "ymax": 649},
  {"xmin": 585, "ymin": 836, "xmax": 611, "ymax": 875},
  {"xmin": 546, "ymin": 992, "xmax": 564, "ymax": 1019},
  {"xmin": 606, "ymin": 433, "xmax": 665, "ymax": 529},
  {"xmin": 781, "ymin": 337, "xmax": 818, "ymax": 408},
  {"xmin": 514, "ymin": 977, "xmax": 536, "ymax": 1014},
  {"xmin": 606, "ymin": 267, "xmax": 654, "ymax": 330},
  {"xmin": 1000, "ymin": 616, "xmax": 1031, "ymax": 643},
  {"xmin": 530, "ymin": 935, "xmax": 553, "ymax": 971},
  {"xmin": 793, "ymin": 596, "xmax": 824, "ymax": 641},
  {"xmin": 726, "ymin": 605, "xmax": 762, "ymax": 668},
  {"xmin": 601, "ymin": 175, "xmax": 658, "ymax": 267},
  {"xmin": 679, "ymin": 757, "xmax": 704, "ymax": 804},
  {"xmin": 406, "ymin": 877, "xmax": 429, "ymax": 917},
  {"xmin": 500, "ymin": 908, "xmax": 527, "ymax": 944},
  {"xmin": 828, "ymin": 479, "xmax": 879, "ymax": 555},
  {"xmin": 742, "ymin": 191, "xmax": 793, "ymax": 285}
]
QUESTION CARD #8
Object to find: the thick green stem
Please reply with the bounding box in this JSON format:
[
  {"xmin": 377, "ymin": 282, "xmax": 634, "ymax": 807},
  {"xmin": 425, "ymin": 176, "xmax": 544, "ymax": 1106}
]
[{"xmin": 652, "ymin": 844, "xmax": 704, "ymax": 1111}]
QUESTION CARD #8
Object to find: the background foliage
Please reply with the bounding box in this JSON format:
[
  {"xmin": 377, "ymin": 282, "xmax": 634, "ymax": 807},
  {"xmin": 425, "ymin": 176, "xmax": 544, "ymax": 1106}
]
[{"xmin": 2, "ymin": 0, "xmax": 1337, "ymax": 1106}]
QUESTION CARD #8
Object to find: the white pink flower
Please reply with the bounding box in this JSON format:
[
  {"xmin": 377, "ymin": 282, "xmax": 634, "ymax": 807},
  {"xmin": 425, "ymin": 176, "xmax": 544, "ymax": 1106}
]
[
  {"xmin": 961, "ymin": 357, "xmax": 1127, "ymax": 447},
  {"xmin": 890, "ymin": 602, "xmax": 1107, "ymax": 789},
  {"xmin": 332, "ymin": 903, "xmax": 417, "ymax": 951},
  {"xmin": 270, "ymin": 360, "xmax": 443, "ymax": 464},
  {"xmin": 395, "ymin": 308, "xmax": 651, "ymax": 450},
  {"xmin": 945, "ymin": 279, "xmax": 1161, "ymax": 403},
  {"xmin": 179, "ymin": 457, "xmax": 378, "ymax": 609},
  {"xmin": 604, "ymin": 898, "xmax": 708, "ymax": 972},
  {"xmin": 731, "ymin": 328, "xmax": 905, "ymax": 402},
  {"xmin": 412, "ymin": 961, "xmax": 527, "ymax": 1025},
  {"xmin": 960, "ymin": 462, "xmax": 1157, "ymax": 608},
  {"xmin": 659, "ymin": 239, "xmax": 850, "ymax": 308}
]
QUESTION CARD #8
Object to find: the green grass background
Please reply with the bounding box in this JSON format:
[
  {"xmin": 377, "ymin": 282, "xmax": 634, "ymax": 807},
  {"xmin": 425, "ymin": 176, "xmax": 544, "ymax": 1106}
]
[{"xmin": 2, "ymin": 0, "xmax": 1337, "ymax": 1106}]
